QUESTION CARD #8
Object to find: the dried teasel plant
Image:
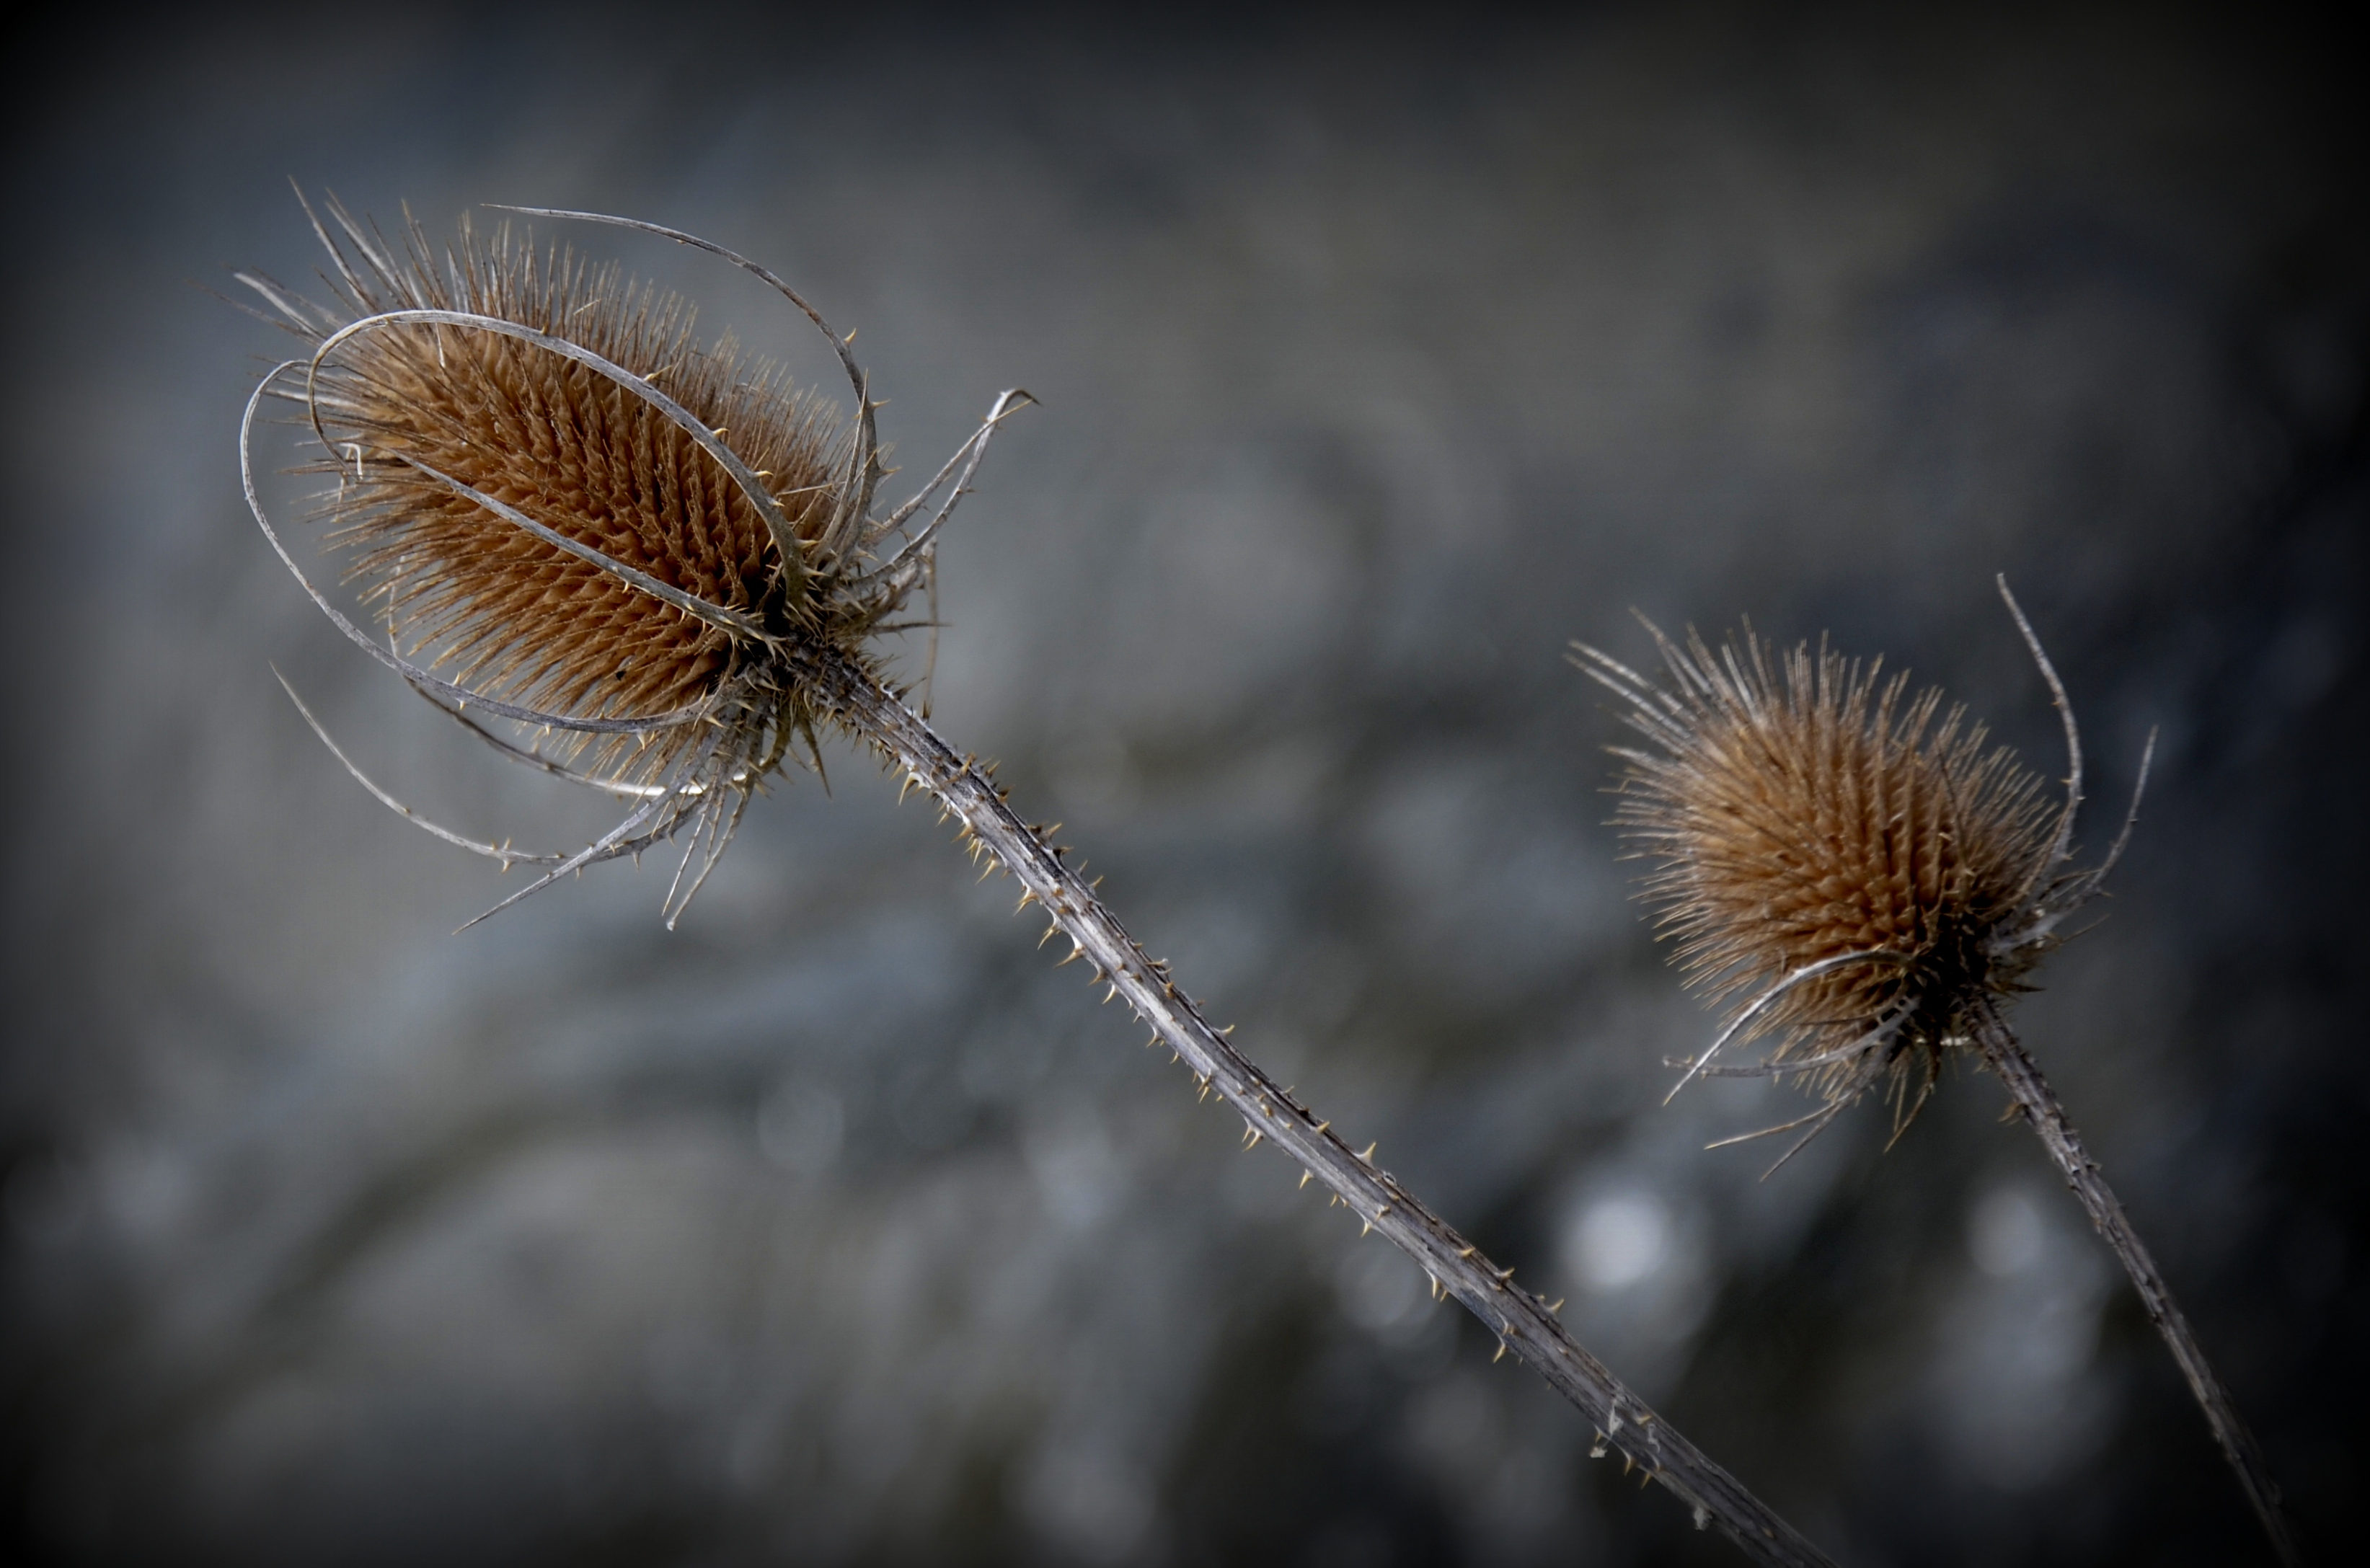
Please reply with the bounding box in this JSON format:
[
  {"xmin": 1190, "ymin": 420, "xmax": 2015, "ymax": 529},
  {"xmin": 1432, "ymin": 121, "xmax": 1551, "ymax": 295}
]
[
  {"xmin": 1574, "ymin": 588, "xmax": 2296, "ymax": 1564},
  {"xmin": 237, "ymin": 195, "xmax": 1013, "ymax": 926},
  {"xmin": 236, "ymin": 194, "xmax": 1837, "ymax": 1568}
]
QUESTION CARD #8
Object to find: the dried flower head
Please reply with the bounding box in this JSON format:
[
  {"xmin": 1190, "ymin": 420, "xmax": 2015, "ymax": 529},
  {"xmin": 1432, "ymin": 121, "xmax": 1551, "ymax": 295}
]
[
  {"xmin": 239, "ymin": 192, "xmax": 1027, "ymax": 926},
  {"xmin": 1576, "ymin": 599, "xmax": 2298, "ymax": 1560},
  {"xmin": 1572, "ymin": 583, "xmax": 2151, "ymax": 1164}
]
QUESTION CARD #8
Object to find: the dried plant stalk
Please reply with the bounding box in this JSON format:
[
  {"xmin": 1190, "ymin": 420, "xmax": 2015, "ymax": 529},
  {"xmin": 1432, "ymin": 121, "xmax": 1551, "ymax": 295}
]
[
  {"xmin": 239, "ymin": 195, "xmax": 1836, "ymax": 1567},
  {"xmin": 1578, "ymin": 595, "xmax": 2296, "ymax": 1564},
  {"xmin": 1971, "ymin": 999, "xmax": 2294, "ymax": 1563},
  {"xmin": 815, "ymin": 651, "xmax": 1831, "ymax": 1565}
]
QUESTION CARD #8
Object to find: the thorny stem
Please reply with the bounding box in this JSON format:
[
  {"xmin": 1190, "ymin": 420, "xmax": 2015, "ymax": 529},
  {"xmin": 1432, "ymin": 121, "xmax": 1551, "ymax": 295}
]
[
  {"xmin": 1971, "ymin": 1001, "xmax": 2298, "ymax": 1565},
  {"xmin": 807, "ymin": 646, "xmax": 1837, "ymax": 1568}
]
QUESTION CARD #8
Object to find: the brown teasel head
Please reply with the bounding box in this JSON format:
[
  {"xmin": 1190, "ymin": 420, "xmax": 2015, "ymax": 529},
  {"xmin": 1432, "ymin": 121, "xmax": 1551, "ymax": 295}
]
[
  {"xmin": 239, "ymin": 192, "xmax": 1030, "ymax": 926},
  {"xmin": 1571, "ymin": 590, "xmax": 2152, "ymax": 1160}
]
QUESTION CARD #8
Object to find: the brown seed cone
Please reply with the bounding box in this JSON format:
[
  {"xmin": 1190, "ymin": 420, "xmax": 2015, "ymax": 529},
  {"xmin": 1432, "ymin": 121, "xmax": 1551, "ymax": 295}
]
[
  {"xmin": 247, "ymin": 200, "xmax": 895, "ymax": 789},
  {"xmin": 239, "ymin": 196, "xmax": 1027, "ymax": 925},
  {"xmin": 316, "ymin": 262, "xmax": 841, "ymax": 762},
  {"xmin": 1577, "ymin": 624, "xmax": 2061, "ymax": 1121}
]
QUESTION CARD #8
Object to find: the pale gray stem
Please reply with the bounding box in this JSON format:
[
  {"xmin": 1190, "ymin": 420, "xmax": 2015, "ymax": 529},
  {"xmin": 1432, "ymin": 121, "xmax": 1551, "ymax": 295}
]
[
  {"xmin": 1971, "ymin": 1002, "xmax": 2297, "ymax": 1565},
  {"xmin": 808, "ymin": 647, "xmax": 1836, "ymax": 1568}
]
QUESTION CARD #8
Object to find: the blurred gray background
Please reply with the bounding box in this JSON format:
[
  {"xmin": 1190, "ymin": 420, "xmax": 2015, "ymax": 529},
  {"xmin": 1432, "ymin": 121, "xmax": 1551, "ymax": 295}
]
[{"xmin": 3, "ymin": 3, "xmax": 2363, "ymax": 1564}]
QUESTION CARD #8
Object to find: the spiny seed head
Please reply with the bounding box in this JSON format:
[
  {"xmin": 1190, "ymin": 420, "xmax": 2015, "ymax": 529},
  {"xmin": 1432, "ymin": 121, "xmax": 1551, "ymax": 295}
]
[
  {"xmin": 314, "ymin": 249, "xmax": 842, "ymax": 776},
  {"xmin": 246, "ymin": 198, "xmax": 899, "ymax": 785},
  {"xmin": 1575, "ymin": 616, "xmax": 2085, "ymax": 1132},
  {"xmin": 240, "ymin": 193, "xmax": 1027, "ymax": 925}
]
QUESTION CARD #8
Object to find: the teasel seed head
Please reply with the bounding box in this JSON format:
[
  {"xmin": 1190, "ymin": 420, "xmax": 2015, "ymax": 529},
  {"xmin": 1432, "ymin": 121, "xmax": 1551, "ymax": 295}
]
[
  {"xmin": 1572, "ymin": 582, "xmax": 2152, "ymax": 1161},
  {"xmin": 239, "ymin": 191, "xmax": 1030, "ymax": 926}
]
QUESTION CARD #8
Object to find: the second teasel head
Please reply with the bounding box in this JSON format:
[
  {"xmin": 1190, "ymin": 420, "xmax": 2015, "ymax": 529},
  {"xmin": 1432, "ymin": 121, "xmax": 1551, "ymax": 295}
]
[{"xmin": 1572, "ymin": 583, "xmax": 2150, "ymax": 1161}]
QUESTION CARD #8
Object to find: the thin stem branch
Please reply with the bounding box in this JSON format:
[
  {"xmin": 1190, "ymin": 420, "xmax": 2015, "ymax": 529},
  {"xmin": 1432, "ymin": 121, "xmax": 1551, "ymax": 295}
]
[
  {"xmin": 1971, "ymin": 1001, "xmax": 2297, "ymax": 1564},
  {"xmin": 807, "ymin": 647, "xmax": 1836, "ymax": 1568}
]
